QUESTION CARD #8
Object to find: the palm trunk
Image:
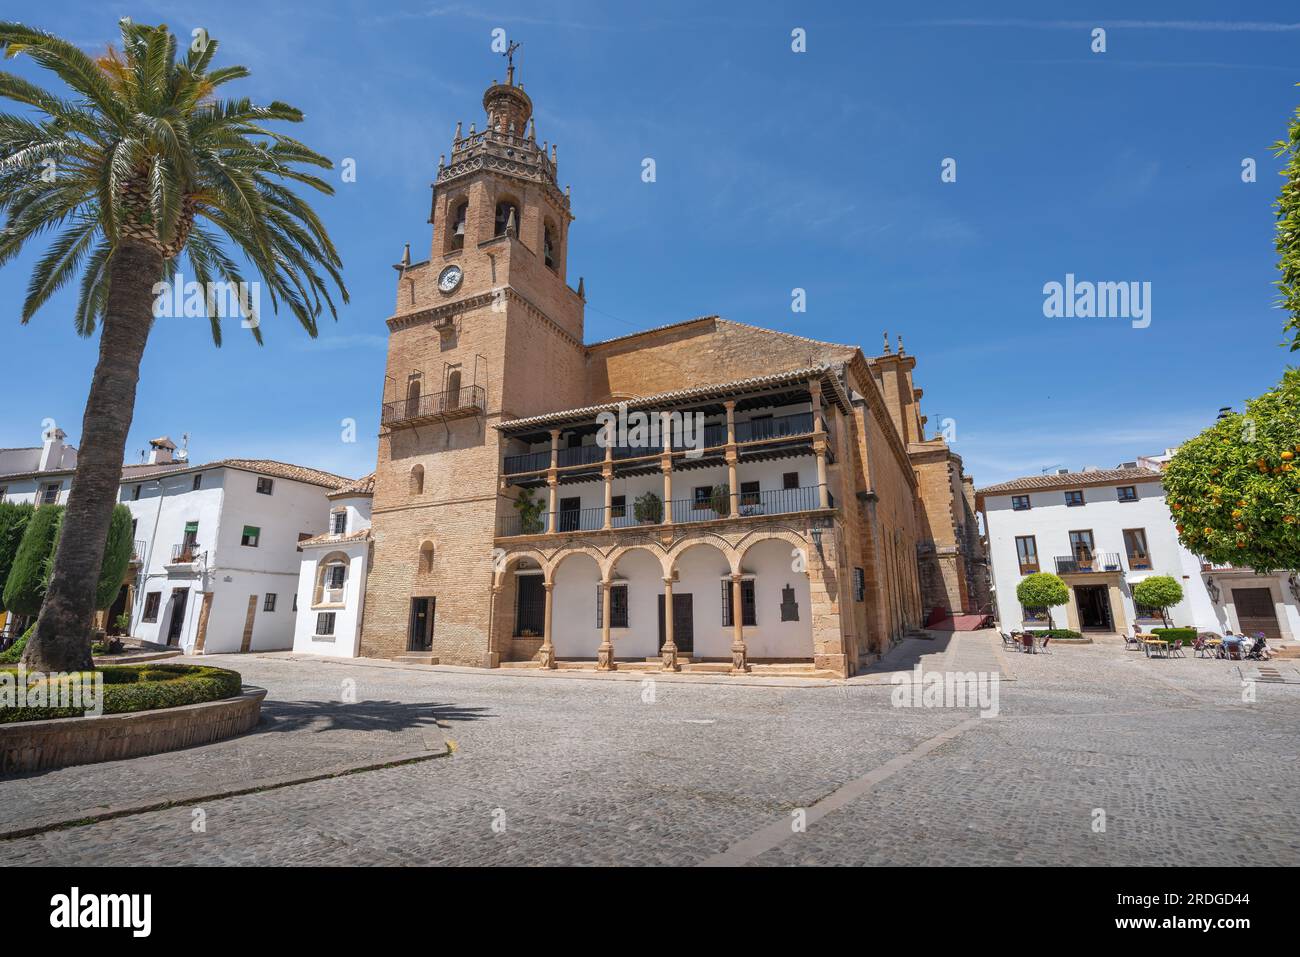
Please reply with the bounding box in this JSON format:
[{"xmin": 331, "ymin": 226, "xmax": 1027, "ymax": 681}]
[{"xmin": 21, "ymin": 240, "xmax": 161, "ymax": 673}]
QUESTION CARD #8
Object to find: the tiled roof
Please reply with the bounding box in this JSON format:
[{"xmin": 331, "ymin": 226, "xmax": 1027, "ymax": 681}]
[
  {"xmin": 328, "ymin": 472, "xmax": 375, "ymax": 498},
  {"xmin": 208, "ymin": 459, "xmax": 353, "ymax": 490},
  {"xmin": 495, "ymin": 364, "xmax": 851, "ymax": 433},
  {"xmin": 297, "ymin": 529, "xmax": 371, "ymax": 548},
  {"xmin": 977, "ymin": 467, "xmax": 1161, "ymax": 497},
  {"xmin": 2, "ymin": 457, "xmax": 352, "ymax": 490}
]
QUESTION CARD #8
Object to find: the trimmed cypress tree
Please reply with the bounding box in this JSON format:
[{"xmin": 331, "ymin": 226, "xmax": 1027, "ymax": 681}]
[
  {"xmin": 2, "ymin": 504, "xmax": 63, "ymax": 616},
  {"xmin": 94, "ymin": 505, "xmax": 135, "ymax": 611},
  {"xmin": 0, "ymin": 501, "xmax": 35, "ymax": 611}
]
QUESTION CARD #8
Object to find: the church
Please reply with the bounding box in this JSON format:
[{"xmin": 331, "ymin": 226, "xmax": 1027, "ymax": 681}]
[{"xmin": 357, "ymin": 62, "xmax": 988, "ymax": 677}]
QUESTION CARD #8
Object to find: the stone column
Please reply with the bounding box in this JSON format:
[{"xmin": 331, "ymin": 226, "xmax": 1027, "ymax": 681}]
[
  {"xmin": 725, "ymin": 400, "xmax": 739, "ymax": 519},
  {"xmin": 811, "ymin": 379, "xmax": 829, "ymax": 509},
  {"xmin": 596, "ymin": 579, "xmax": 617, "ymax": 671},
  {"xmin": 547, "ymin": 428, "xmax": 561, "ymax": 533},
  {"xmin": 661, "ymin": 576, "xmax": 679, "ymax": 671},
  {"xmin": 602, "ymin": 442, "xmax": 613, "ymax": 529},
  {"xmin": 661, "ymin": 413, "xmax": 674, "ymax": 526},
  {"xmin": 538, "ymin": 580, "xmax": 557, "ymax": 668},
  {"xmin": 730, "ymin": 573, "xmax": 750, "ymax": 673}
]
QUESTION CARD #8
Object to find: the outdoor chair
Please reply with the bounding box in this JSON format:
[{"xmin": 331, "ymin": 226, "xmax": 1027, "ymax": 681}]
[
  {"xmin": 1170, "ymin": 639, "xmax": 1185, "ymax": 658},
  {"xmin": 1000, "ymin": 631, "xmax": 1018, "ymax": 651},
  {"xmin": 1123, "ymin": 631, "xmax": 1141, "ymax": 651},
  {"xmin": 1040, "ymin": 635, "xmax": 1052, "ymax": 654}
]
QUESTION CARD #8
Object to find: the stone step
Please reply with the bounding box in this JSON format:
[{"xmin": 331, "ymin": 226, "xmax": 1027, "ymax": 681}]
[{"xmin": 392, "ymin": 653, "xmax": 439, "ymax": 665}]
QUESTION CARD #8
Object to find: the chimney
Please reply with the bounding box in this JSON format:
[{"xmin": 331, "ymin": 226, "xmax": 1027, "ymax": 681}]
[
  {"xmin": 38, "ymin": 427, "xmax": 66, "ymax": 472},
  {"xmin": 147, "ymin": 436, "xmax": 177, "ymax": 465}
]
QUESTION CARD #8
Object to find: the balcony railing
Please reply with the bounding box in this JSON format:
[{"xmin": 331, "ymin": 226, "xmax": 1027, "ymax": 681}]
[
  {"xmin": 130, "ymin": 540, "xmax": 147, "ymax": 563},
  {"xmin": 1054, "ymin": 552, "xmax": 1122, "ymax": 574},
  {"xmin": 496, "ymin": 485, "xmax": 825, "ymax": 537},
  {"xmin": 557, "ymin": 444, "xmax": 605, "ymax": 468},
  {"xmin": 735, "ymin": 411, "xmax": 815, "ymax": 443},
  {"xmin": 503, "ymin": 450, "xmax": 551, "ymax": 475},
  {"xmin": 170, "ymin": 542, "xmax": 202, "ymax": 563},
  {"xmin": 381, "ymin": 385, "xmax": 485, "ymax": 426}
]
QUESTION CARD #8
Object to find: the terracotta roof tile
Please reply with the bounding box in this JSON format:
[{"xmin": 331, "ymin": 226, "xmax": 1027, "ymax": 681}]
[
  {"xmin": 297, "ymin": 529, "xmax": 371, "ymax": 548},
  {"xmin": 328, "ymin": 472, "xmax": 375, "ymax": 498},
  {"xmin": 976, "ymin": 467, "xmax": 1160, "ymax": 497}
]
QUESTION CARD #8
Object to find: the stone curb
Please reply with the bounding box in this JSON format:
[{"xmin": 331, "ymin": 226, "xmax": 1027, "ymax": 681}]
[{"xmin": 0, "ymin": 726, "xmax": 450, "ymax": 841}]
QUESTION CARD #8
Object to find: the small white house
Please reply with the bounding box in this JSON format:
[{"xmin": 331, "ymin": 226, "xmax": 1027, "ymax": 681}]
[
  {"xmin": 977, "ymin": 461, "xmax": 1300, "ymax": 644},
  {"xmin": 122, "ymin": 456, "xmax": 352, "ymax": 653},
  {"xmin": 291, "ymin": 473, "xmax": 373, "ymax": 657}
]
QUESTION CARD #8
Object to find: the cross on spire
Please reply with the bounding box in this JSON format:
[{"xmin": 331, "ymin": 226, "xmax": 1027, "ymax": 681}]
[{"xmin": 503, "ymin": 40, "xmax": 520, "ymax": 84}]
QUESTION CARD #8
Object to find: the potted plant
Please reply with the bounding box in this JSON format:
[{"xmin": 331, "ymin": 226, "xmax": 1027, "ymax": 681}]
[
  {"xmin": 1131, "ymin": 576, "xmax": 1184, "ymax": 628},
  {"xmin": 634, "ymin": 491, "xmax": 663, "ymax": 525},
  {"xmin": 514, "ymin": 488, "xmax": 546, "ymax": 535},
  {"xmin": 709, "ymin": 484, "xmax": 731, "ymax": 516},
  {"xmin": 1015, "ymin": 572, "xmax": 1069, "ymax": 629}
]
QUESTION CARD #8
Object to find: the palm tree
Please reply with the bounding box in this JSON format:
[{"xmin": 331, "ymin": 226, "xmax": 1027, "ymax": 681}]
[{"xmin": 0, "ymin": 19, "xmax": 348, "ymax": 671}]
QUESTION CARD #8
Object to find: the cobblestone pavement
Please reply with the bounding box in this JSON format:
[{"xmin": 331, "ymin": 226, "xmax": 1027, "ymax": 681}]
[{"xmin": 4, "ymin": 631, "xmax": 1298, "ymax": 866}]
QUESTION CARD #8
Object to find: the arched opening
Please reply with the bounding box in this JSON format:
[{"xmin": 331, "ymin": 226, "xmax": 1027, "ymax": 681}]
[
  {"xmin": 445, "ymin": 369, "xmax": 461, "ymax": 409},
  {"xmin": 410, "ymin": 464, "xmax": 425, "ymax": 496},
  {"xmin": 405, "ymin": 378, "xmax": 422, "ymax": 418},
  {"xmin": 314, "ymin": 551, "xmax": 350, "ymax": 605},
  {"xmin": 550, "ymin": 551, "xmax": 601, "ymax": 658},
  {"xmin": 543, "ymin": 221, "xmax": 558, "ymax": 271},
  {"xmin": 670, "ymin": 542, "xmax": 733, "ymax": 660},
  {"xmin": 606, "ymin": 548, "xmax": 665, "ymax": 661},
  {"xmin": 494, "ymin": 198, "xmax": 519, "ymax": 237},
  {"xmin": 738, "ymin": 537, "xmax": 814, "ymax": 660},
  {"xmin": 418, "ymin": 541, "xmax": 435, "ymax": 574},
  {"xmin": 448, "ymin": 199, "xmax": 468, "ymax": 251}
]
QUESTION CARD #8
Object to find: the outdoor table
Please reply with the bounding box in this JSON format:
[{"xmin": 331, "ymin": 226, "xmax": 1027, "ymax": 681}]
[{"xmin": 1139, "ymin": 636, "xmax": 1169, "ymax": 658}]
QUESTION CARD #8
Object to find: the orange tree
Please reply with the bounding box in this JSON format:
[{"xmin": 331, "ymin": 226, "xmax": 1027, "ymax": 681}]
[{"xmin": 1163, "ymin": 369, "xmax": 1300, "ymax": 572}]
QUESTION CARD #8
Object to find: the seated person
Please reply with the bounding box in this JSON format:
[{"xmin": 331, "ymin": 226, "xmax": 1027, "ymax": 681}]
[
  {"xmin": 1249, "ymin": 635, "xmax": 1274, "ymax": 660},
  {"xmin": 1221, "ymin": 631, "xmax": 1244, "ymax": 658}
]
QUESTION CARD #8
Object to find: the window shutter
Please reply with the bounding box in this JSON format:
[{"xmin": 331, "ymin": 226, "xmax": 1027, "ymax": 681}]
[
  {"xmin": 721, "ymin": 579, "xmax": 731, "ymax": 626},
  {"xmin": 595, "ymin": 585, "xmax": 602, "ymax": 628}
]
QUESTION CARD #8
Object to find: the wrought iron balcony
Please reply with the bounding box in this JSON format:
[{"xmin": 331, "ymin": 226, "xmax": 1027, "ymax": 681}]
[
  {"xmin": 503, "ymin": 450, "xmax": 551, "ymax": 475},
  {"xmin": 1054, "ymin": 552, "xmax": 1123, "ymax": 574},
  {"xmin": 170, "ymin": 542, "xmax": 202, "ymax": 564},
  {"xmin": 130, "ymin": 540, "xmax": 147, "ymax": 563},
  {"xmin": 735, "ymin": 411, "xmax": 814, "ymax": 443},
  {"xmin": 382, "ymin": 385, "xmax": 485, "ymax": 427}
]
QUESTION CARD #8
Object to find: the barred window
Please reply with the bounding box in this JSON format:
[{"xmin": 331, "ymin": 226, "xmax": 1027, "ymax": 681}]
[{"xmin": 721, "ymin": 579, "xmax": 756, "ymax": 627}]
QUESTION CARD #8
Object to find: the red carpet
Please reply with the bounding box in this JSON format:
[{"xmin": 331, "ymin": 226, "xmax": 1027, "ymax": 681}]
[{"xmin": 927, "ymin": 614, "xmax": 992, "ymax": 631}]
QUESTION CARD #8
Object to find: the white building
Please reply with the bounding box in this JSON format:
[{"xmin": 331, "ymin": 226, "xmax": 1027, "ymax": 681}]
[
  {"xmin": 977, "ymin": 463, "xmax": 1300, "ymax": 644},
  {"xmin": 291, "ymin": 474, "xmax": 373, "ymax": 657},
  {"xmin": 0, "ymin": 428, "xmax": 353, "ymax": 652}
]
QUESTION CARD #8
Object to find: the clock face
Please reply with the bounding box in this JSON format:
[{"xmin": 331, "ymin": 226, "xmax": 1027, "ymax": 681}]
[{"xmin": 437, "ymin": 265, "xmax": 463, "ymax": 293}]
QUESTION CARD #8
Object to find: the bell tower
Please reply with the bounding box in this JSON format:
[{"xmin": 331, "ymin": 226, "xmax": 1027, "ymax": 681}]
[{"xmin": 363, "ymin": 54, "xmax": 589, "ymax": 666}]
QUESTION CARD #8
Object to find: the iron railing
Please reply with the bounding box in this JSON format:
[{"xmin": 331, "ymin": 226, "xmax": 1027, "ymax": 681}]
[
  {"xmin": 503, "ymin": 450, "xmax": 551, "ymax": 475},
  {"xmin": 735, "ymin": 411, "xmax": 815, "ymax": 443},
  {"xmin": 170, "ymin": 542, "xmax": 202, "ymax": 563},
  {"xmin": 381, "ymin": 385, "xmax": 484, "ymax": 425},
  {"xmin": 131, "ymin": 540, "xmax": 147, "ymax": 563},
  {"xmin": 1054, "ymin": 552, "xmax": 1123, "ymax": 574}
]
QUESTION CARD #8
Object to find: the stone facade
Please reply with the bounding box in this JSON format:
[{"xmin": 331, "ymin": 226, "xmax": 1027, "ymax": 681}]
[{"xmin": 358, "ymin": 69, "xmax": 980, "ymax": 676}]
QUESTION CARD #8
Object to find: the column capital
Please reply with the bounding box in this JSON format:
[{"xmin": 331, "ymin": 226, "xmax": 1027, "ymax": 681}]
[{"xmin": 543, "ymin": 580, "xmax": 554, "ymax": 592}]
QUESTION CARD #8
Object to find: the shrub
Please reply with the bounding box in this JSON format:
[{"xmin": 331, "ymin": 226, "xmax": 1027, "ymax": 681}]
[
  {"xmin": 0, "ymin": 502, "xmax": 35, "ymax": 611},
  {"xmin": 0, "ymin": 623, "xmax": 34, "ymax": 663},
  {"xmin": 1, "ymin": 505, "xmax": 62, "ymax": 616},
  {"xmin": 0, "ymin": 663, "xmax": 243, "ymax": 723},
  {"xmin": 94, "ymin": 505, "xmax": 136, "ymax": 610},
  {"xmin": 1039, "ymin": 628, "xmax": 1084, "ymax": 639},
  {"xmin": 708, "ymin": 484, "xmax": 731, "ymax": 515},
  {"xmin": 1151, "ymin": 627, "xmax": 1198, "ymax": 644},
  {"xmin": 1016, "ymin": 573, "xmax": 1069, "ymax": 627}
]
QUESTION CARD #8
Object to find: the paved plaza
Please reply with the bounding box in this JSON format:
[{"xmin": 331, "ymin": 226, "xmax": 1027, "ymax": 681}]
[{"xmin": 3, "ymin": 630, "xmax": 1298, "ymax": 866}]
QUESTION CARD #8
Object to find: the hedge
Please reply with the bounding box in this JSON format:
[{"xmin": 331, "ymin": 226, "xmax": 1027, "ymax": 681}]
[
  {"xmin": 0, "ymin": 663, "xmax": 242, "ymax": 723},
  {"xmin": 0, "ymin": 623, "xmax": 33, "ymax": 664},
  {"xmin": 1151, "ymin": 627, "xmax": 1198, "ymax": 644}
]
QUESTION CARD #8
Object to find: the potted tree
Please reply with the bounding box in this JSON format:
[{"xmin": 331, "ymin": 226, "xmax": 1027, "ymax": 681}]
[
  {"xmin": 1015, "ymin": 572, "xmax": 1070, "ymax": 630},
  {"xmin": 514, "ymin": 488, "xmax": 546, "ymax": 535},
  {"xmin": 709, "ymin": 484, "xmax": 731, "ymax": 517},
  {"xmin": 633, "ymin": 492, "xmax": 663, "ymax": 525},
  {"xmin": 1132, "ymin": 576, "xmax": 1184, "ymax": 629}
]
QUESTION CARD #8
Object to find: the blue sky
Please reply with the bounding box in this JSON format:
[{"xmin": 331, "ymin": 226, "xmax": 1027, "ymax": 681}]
[{"xmin": 1, "ymin": 1, "xmax": 1298, "ymax": 484}]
